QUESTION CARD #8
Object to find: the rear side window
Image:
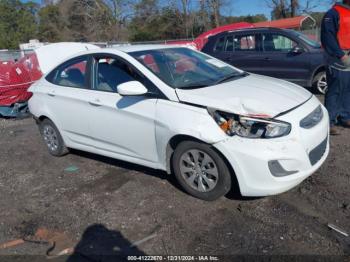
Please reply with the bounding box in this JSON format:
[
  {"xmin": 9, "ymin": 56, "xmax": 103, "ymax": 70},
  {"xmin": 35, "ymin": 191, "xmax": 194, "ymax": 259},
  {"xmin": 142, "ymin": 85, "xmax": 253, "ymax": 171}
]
[
  {"xmin": 214, "ymin": 37, "xmax": 225, "ymax": 52},
  {"xmin": 48, "ymin": 56, "xmax": 88, "ymax": 89},
  {"xmin": 233, "ymin": 34, "xmax": 256, "ymax": 51}
]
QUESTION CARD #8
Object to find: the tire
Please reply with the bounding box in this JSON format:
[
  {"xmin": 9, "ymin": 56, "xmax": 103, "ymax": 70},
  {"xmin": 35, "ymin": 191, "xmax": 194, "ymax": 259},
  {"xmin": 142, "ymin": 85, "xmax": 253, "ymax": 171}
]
[
  {"xmin": 39, "ymin": 119, "xmax": 68, "ymax": 157},
  {"xmin": 312, "ymin": 71, "xmax": 327, "ymax": 94},
  {"xmin": 172, "ymin": 141, "xmax": 232, "ymax": 201}
]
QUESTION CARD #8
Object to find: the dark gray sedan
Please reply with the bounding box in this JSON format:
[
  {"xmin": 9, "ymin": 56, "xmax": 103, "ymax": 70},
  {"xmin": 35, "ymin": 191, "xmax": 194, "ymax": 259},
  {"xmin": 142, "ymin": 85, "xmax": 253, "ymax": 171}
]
[{"xmin": 202, "ymin": 27, "xmax": 327, "ymax": 94}]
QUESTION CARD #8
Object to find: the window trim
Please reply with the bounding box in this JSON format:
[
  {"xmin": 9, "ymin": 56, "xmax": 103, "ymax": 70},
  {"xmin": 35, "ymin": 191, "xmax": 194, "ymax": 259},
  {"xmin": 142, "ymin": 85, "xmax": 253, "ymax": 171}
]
[
  {"xmin": 45, "ymin": 55, "xmax": 92, "ymax": 89},
  {"xmin": 90, "ymin": 53, "xmax": 167, "ymax": 99},
  {"xmin": 224, "ymin": 34, "xmax": 234, "ymax": 52}
]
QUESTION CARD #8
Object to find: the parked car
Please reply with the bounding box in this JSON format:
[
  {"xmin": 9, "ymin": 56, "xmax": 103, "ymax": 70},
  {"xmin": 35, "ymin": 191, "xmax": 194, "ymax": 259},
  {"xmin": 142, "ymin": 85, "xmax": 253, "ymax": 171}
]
[
  {"xmin": 202, "ymin": 27, "xmax": 328, "ymax": 94},
  {"xmin": 28, "ymin": 45, "xmax": 329, "ymax": 201}
]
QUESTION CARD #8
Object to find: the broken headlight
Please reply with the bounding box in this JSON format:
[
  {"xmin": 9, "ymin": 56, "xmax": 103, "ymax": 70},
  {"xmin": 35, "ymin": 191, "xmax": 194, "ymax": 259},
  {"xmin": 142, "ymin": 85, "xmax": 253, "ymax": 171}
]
[{"xmin": 211, "ymin": 111, "xmax": 291, "ymax": 138}]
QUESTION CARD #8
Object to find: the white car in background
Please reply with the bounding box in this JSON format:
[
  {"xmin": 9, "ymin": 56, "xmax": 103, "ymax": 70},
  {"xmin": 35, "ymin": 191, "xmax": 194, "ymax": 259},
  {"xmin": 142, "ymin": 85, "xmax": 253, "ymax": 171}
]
[{"xmin": 28, "ymin": 45, "xmax": 329, "ymax": 201}]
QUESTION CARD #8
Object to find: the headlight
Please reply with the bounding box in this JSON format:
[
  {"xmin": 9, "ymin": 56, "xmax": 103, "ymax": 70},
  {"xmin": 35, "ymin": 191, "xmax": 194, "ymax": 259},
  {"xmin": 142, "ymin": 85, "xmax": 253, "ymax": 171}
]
[{"xmin": 211, "ymin": 111, "xmax": 291, "ymax": 138}]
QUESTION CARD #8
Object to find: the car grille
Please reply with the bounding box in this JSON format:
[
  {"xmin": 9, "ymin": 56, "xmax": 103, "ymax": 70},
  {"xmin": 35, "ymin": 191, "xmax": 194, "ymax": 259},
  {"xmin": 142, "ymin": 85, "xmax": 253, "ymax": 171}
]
[{"xmin": 309, "ymin": 137, "xmax": 328, "ymax": 166}]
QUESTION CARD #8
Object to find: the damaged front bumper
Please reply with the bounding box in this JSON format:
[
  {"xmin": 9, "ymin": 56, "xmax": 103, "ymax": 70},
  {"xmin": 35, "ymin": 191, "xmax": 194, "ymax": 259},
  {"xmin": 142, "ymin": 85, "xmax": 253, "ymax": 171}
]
[{"xmin": 213, "ymin": 96, "xmax": 329, "ymax": 197}]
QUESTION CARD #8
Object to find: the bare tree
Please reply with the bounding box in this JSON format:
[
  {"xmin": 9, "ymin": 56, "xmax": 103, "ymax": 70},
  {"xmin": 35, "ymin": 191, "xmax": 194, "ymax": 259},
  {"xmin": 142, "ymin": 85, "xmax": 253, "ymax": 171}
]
[
  {"xmin": 105, "ymin": 0, "xmax": 135, "ymax": 40},
  {"xmin": 180, "ymin": 0, "xmax": 191, "ymax": 37},
  {"xmin": 299, "ymin": 0, "xmax": 323, "ymax": 14},
  {"xmin": 207, "ymin": 0, "xmax": 223, "ymax": 27},
  {"xmin": 290, "ymin": 0, "xmax": 299, "ymax": 17},
  {"xmin": 267, "ymin": 0, "xmax": 321, "ymax": 19},
  {"xmin": 266, "ymin": 0, "xmax": 289, "ymax": 18}
]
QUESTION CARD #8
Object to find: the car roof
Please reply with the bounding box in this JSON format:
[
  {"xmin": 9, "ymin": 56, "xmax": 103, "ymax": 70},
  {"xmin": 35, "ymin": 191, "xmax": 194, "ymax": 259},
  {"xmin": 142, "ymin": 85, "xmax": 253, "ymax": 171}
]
[
  {"xmin": 211, "ymin": 27, "xmax": 290, "ymax": 38},
  {"xmin": 104, "ymin": 44, "xmax": 181, "ymax": 53},
  {"xmin": 44, "ymin": 44, "xmax": 188, "ymax": 74}
]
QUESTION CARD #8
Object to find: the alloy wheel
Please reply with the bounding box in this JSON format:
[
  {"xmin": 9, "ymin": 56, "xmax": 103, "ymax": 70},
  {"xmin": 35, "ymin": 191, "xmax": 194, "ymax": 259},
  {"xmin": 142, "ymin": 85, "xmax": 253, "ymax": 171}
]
[
  {"xmin": 317, "ymin": 73, "xmax": 328, "ymax": 94},
  {"xmin": 43, "ymin": 125, "xmax": 59, "ymax": 152},
  {"xmin": 179, "ymin": 149, "xmax": 219, "ymax": 192}
]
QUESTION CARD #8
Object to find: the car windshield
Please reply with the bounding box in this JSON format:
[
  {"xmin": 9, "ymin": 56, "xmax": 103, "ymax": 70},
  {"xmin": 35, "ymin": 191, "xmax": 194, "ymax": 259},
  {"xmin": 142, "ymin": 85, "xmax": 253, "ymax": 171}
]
[
  {"xmin": 129, "ymin": 48, "xmax": 246, "ymax": 89},
  {"xmin": 289, "ymin": 30, "xmax": 321, "ymax": 48}
]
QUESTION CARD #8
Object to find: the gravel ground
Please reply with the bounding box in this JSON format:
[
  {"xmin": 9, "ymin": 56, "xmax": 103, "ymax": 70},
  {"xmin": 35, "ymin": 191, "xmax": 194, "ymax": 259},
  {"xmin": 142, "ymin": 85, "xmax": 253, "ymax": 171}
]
[{"xmin": 0, "ymin": 106, "xmax": 349, "ymax": 261}]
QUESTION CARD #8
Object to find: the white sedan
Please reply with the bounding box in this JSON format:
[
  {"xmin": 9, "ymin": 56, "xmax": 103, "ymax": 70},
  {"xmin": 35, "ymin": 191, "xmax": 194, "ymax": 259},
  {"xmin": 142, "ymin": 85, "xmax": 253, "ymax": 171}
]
[{"xmin": 28, "ymin": 45, "xmax": 329, "ymax": 201}]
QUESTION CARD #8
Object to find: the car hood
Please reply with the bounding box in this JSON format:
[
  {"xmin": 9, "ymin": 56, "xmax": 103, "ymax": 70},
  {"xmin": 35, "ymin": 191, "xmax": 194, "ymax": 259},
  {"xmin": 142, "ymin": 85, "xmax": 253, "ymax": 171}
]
[{"xmin": 175, "ymin": 74, "xmax": 312, "ymax": 117}]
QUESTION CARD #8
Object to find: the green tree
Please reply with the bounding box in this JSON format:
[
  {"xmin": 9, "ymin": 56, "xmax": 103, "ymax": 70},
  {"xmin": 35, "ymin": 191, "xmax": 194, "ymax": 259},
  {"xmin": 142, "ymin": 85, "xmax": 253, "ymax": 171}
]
[
  {"xmin": 0, "ymin": 0, "xmax": 38, "ymax": 49},
  {"xmin": 224, "ymin": 14, "xmax": 268, "ymax": 24},
  {"xmin": 62, "ymin": 0, "xmax": 115, "ymax": 42},
  {"xmin": 38, "ymin": 4, "xmax": 64, "ymax": 42},
  {"xmin": 128, "ymin": 0, "xmax": 160, "ymax": 41}
]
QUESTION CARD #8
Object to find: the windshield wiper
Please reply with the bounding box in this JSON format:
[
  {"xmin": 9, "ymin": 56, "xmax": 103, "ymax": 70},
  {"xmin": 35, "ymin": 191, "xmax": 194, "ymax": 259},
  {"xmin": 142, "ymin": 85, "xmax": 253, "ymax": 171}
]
[
  {"xmin": 178, "ymin": 84, "xmax": 209, "ymax": 89},
  {"xmin": 214, "ymin": 72, "xmax": 248, "ymax": 85}
]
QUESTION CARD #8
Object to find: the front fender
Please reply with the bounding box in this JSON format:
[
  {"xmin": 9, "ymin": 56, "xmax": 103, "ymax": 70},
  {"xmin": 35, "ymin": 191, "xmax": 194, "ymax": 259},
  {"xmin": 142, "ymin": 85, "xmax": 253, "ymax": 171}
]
[{"xmin": 155, "ymin": 100, "xmax": 227, "ymax": 170}]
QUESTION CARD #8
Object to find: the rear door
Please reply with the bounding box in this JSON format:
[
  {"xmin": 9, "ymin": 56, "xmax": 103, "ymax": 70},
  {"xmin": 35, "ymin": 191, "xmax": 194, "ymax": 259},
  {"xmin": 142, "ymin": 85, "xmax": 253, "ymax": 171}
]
[
  {"xmin": 260, "ymin": 32, "xmax": 311, "ymax": 84},
  {"xmin": 213, "ymin": 32, "xmax": 264, "ymax": 74},
  {"xmin": 43, "ymin": 55, "xmax": 95, "ymax": 146}
]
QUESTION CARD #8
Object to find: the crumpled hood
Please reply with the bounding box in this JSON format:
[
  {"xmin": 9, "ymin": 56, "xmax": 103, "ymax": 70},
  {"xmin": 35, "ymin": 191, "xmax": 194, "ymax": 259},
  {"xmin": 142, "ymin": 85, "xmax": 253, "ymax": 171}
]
[{"xmin": 176, "ymin": 74, "xmax": 312, "ymax": 117}]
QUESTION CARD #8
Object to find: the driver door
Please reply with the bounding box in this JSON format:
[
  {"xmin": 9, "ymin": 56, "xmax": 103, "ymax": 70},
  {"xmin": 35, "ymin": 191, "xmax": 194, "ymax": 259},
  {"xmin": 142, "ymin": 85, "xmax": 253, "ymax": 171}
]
[
  {"xmin": 260, "ymin": 32, "xmax": 310, "ymax": 84},
  {"xmin": 87, "ymin": 54, "xmax": 159, "ymax": 163}
]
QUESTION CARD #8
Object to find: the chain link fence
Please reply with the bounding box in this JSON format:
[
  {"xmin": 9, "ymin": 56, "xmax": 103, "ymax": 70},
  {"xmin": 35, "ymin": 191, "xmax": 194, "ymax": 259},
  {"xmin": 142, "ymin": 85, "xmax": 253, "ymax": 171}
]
[{"xmin": 0, "ymin": 50, "xmax": 35, "ymax": 62}]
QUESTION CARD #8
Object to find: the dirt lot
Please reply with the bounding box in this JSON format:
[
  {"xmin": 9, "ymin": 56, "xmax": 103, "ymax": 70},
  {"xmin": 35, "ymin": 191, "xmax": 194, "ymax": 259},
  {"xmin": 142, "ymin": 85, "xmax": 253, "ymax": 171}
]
[{"xmin": 0, "ymin": 108, "xmax": 349, "ymax": 260}]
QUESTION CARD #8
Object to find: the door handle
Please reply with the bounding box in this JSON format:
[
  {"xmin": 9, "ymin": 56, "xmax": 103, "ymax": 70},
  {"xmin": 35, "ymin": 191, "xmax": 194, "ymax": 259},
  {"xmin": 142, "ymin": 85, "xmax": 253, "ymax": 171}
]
[
  {"xmin": 47, "ymin": 91, "xmax": 56, "ymax": 97},
  {"xmin": 88, "ymin": 99, "xmax": 102, "ymax": 107},
  {"xmin": 263, "ymin": 57, "xmax": 272, "ymax": 61}
]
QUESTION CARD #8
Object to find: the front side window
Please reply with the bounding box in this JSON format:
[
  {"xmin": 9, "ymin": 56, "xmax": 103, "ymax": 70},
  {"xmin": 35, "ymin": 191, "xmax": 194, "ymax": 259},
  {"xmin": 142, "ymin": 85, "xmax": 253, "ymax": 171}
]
[
  {"xmin": 94, "ymin": 57, "xmax": 136, "ymax": 92},
  {"xmin": 288, "ymin": 30, "xmax": 321, "ymax": 49},
  {"xmin": 52, "ymin": 57, "xmax": 88, "ymax": 88},
  {"xmin": 263, "ymin": 33, "xmax": 297, "ymax": 52},
  {"xmin": 130, "ymin": 48, "xmax": 245, "ymax": 89}
]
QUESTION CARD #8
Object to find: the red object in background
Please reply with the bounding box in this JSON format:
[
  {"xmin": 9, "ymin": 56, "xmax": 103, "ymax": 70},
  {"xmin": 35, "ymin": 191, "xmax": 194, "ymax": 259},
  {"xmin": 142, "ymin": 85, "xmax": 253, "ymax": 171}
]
[
  {"xmin": 143, "ymin": 54, "xmax": 160, "ymax": 73},
  {"xmin": 0, "ymin": 53, "xmax": 42, "ymax": 106},
  {"xmin": 165, "ymin": 22, "xmax": 254, "ymax": 51},
  {"xmin": 333, "ymin": 4, "xmax": 350, "ymax": 50},
  {"xmin": 0, "ymin": 43, "xmax": 99, "ymax": 108},
  {"xmin": 254, "ymin": 16, "xmax": 313, "ymax": 29},
  {"xmin": 194, "ymin": 22, "xmax": 254, "ymax": 50}
]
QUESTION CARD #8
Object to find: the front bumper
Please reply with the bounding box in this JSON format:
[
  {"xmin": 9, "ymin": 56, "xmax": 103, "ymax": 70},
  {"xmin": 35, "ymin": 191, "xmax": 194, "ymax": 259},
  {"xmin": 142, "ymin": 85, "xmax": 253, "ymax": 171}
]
[{"xmin": 214, "ymin": 96, "xmax": 329, "ymax": 197}]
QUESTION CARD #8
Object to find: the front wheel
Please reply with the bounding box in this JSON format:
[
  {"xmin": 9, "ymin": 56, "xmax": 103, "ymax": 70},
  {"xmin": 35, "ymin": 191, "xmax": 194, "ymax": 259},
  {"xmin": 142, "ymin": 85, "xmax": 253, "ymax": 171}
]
[
  {"xmin": 313, "ymin": 71, "xmax": 328, "ymax": 94},
  {"xmin": 172, "ymin": 141, "xmax": 232, "ymax": 201}
]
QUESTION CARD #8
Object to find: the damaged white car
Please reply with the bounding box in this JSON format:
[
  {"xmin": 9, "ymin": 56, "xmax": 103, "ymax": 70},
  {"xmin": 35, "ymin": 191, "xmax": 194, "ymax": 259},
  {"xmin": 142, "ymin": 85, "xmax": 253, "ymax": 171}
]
[{"xmin": 28, "ymin": 45, "xmax": 329, "ymax": 201}]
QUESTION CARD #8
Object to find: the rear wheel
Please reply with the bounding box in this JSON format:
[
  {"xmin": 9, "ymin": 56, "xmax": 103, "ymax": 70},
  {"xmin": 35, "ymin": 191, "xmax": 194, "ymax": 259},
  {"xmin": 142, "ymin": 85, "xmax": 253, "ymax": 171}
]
[
  {"xmin": 39, "ymin": 119, "xmax": 68, "ymax": 157},
  {"xmin": 172, "ymin": 141, "xmax": 232, "ymax": 201},
  {"xmin": 313, "ymin": 71, "xmax": 327, "ymax": 94}
]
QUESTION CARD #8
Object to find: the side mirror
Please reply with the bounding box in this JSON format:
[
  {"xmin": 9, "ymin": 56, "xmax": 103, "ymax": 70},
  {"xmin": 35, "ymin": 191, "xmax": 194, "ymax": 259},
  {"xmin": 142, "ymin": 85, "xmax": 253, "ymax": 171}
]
[
  {"xmin": 117, "ymin": 81, "xmax": 148, "ymax": 96},
  {"xmin": 291, "ymin": 46, "xmax": 304, "ymax": 54}
]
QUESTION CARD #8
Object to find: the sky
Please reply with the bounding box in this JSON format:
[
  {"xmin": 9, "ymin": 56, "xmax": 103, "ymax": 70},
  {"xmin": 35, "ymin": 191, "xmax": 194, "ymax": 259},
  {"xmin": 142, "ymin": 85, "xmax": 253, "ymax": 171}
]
[
  {"xmin": 23, "ymin": 0, "xmax": 334, "ymax": 20},
  {"xmin": 223, "ymin": 0, "xmax": 332, "ymax": 18}
]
